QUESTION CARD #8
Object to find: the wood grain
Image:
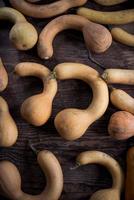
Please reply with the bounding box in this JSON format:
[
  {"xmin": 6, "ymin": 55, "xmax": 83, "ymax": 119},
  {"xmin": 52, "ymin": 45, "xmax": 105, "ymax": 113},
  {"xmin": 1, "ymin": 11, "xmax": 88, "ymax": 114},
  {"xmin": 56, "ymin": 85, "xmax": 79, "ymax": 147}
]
[{"xmin": 0, "ymin": 0, "xmax": 134, "ymax": 200}]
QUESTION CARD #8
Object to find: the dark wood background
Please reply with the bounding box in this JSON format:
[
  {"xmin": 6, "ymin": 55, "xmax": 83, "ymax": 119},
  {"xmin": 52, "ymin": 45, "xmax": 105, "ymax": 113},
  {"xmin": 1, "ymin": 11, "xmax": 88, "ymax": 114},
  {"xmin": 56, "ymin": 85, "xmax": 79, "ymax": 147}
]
[{"xmin": 0, "ymin": 1, "xmax": 134, "ymax": 199}]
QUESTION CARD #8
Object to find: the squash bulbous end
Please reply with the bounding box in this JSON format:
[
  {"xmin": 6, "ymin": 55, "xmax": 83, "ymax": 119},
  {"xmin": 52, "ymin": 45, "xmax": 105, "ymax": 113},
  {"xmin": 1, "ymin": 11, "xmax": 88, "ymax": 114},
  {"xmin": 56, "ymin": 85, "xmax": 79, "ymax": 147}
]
[{"xmin": 9, "ymin": 22, "xmax": 38, "ymax": 50}]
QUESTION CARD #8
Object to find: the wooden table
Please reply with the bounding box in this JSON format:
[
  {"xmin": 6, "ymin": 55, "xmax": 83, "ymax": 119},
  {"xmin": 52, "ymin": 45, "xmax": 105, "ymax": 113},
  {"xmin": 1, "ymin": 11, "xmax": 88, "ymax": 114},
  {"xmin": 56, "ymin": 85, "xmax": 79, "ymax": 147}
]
[{"xmin": 0, "ymin": 1, "xmax": 134, "ymax": 200}]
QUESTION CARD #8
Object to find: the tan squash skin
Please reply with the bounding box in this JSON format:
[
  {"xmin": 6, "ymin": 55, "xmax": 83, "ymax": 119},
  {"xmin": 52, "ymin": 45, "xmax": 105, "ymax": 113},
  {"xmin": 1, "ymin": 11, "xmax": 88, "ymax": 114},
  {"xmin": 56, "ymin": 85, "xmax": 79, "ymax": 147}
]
[
  {"xmin": 38, "ymin": 14, "xmax": 112, "ymax": 59},
  {"xmin": 77, "ymin": 151, "xmax": 124, "ymax": 200},
  {"xmin": 0, "ymin": 96, "xmax": 18, "ymax": 147},
  {"xmin": 125, "ymin": 147, "xmax": 134, "ymax": 200},
  {"xmin": 108, "ymin": 111, "xmax": 134, "ymax": 140},
  {"xmin": 77, "ymin": 8, "xmax": 134, "ymax": 25},
  {"xmin": 9, "ymin": 0, "xmax": 87, "ymax": 18},
  {"xmin": 26, "ymin": 0, "xmax": 40, "ymax": 2},
  {"xmin": 0, "ymin": 7, "xmax": 38, "ymax": 50},
  {"xmin": 0, "ymin": 58, "xmax": 8, "ymax": 92},
  {"xmin": 102, "ymin": 69, "xmax": 134, "ymax": 85},
  {"xmin": 110, "ymin": 88, "xmax": 134, "ymax": 114},
  {"xmin": 94, "ymin": 0, "xmax": 127, "ymax": 6},
  {"xmin": 15, "ymin": 62, "xmax": 57, "ymax": 126},
  {"xmin": 111, "ymin": 28, "xmax": 134, "ymax": 47},
  {"xmin": 54, "ymin": 63, "xmax": 109, "ymax": 140},
  {"xmin": 0, "ymin": 150, "xmax": 63, "ymax": 200}
]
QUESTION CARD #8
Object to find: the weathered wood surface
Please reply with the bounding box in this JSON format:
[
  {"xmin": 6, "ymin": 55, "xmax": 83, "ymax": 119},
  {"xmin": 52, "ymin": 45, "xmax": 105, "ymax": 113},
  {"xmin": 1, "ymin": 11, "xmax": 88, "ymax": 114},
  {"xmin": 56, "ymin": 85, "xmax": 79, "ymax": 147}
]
[{"xmin": 0, "ymin": 0, "xmax": 134, "ymax": 199}]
